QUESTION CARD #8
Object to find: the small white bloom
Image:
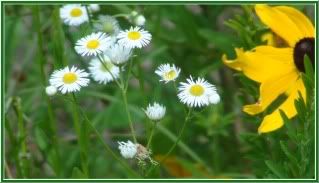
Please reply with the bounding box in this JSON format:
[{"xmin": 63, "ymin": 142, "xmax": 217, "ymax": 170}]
[
  {"xmin": 118, "ymin": 140, "xmax": 137, "ymax": 159},
  {"xmin": 45, "ymin": 86, "xmax": 57, "ymax": 96},
  {"xmin": 144, "ymin": 102, "xmax": 166, "ymax": 121},
  {"xmin": 88, "ymin": 4, "xmax": 100, "ymax": 12},
  {"xmin": 134, "ymin": 15, "xmax": 146, "ymax": 26},
  {"xmin": 49, "ymin": 66, "xmax": 90, "ymax": 94},
  {"xmin": 60, "ymin": 4, "xmax": 88, "ymax": 26},
  {"xmin": 88, "ymin": 55, "xmax": 120, "ymax": 84},
  {"xmin": 178, "ymin": 76, "xmax": 219, "ymax": 108},
  {"xmin": 208, "ymin": 93, "xmax": 220, "ymax": 104},
  {"xmin": 117, "ymin": 26, "xmax": 152, "ymax": 49},
  {"xmin": 93, "ymin": 15, "xmax": 121, "ymax": 35},
  {"xmin": 105, "ymin": 43, "xmax": 132, "ymax": 66},
  {"xmin": 75, "ymin": 32, "xmax": 112, "ymax": 57},
  {"xmin": 131, "ymin": 11, "xmax": 138, "ymax": 17},
  {"xmin": 155, "ymin": 64, "xmax": 181, "ymax": 83}
]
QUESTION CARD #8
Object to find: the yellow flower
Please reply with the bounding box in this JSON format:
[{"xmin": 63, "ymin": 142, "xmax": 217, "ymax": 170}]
[{"xmin": 222, "ymin": 5, "xmax": 314, "ymax": 133}]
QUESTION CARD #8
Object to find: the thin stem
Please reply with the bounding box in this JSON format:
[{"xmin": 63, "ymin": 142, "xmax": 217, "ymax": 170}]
[
  {"xmin": 124, "ymin": 59, "xmax": 133, "ymax": 92},
  {"xmin": 121, "ymin": 90, "xmax": 137, "ymax": 143},
  {"xmin": 72, "ymin": 100, "xmax": 141, "ymax": 178},
  {"xmin": 5, "ymin": 160, "xmax": 13, "ymax": 179},
  {"xmin": 97, "ymin": 54, "xmax": 122, "ymax": 88},
  {"xmin": 85, "ymin": 5, "xmax": 93, "ymax": 28},
  {"xmin": 146, "ymin": 108, "xmax": 192, "ymax": 176},
  {"xmin": 70, "ymin": 93, "xmax": 89, "ymax": 177},
  {"xmin": 146, "ymin": 122, "xmax": 157, "ymax": 149},
  {"xmin": 33, "ymin": 6, "xmax": 61, "ymax": 176},
  {"xmin": 112, "ymin": 14, "xmax": 129, "ymax": 18}
]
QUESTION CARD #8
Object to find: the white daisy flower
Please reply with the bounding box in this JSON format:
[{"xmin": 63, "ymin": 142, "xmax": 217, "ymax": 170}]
[
  {"xmin": 134, "ymin": 15, "xmax": 146, "ymax": 26},
  {"xmin": 88, "ymin": 55, "xmax": 120, "ymax": 84},
  {"xmin": 118, "ymin": 140, "xmax": 137, "ymax": 159},
  {"xmin": 49, "ymin": 66, "xmax": 90, "ymax": 94},
  {"xmin": 59, "ymin": 4, "xmax": 88, "ymax": 26},
  {"xmin": 93, "ymin": 15, "xmax": 120, "ymax": 35},
  {"xmin": 144, "ymin": 102, "xmax": 166, "ymax": 121},
  {"xmin": 178, "ymin": 76, "xmax": 219, "ymax": 108},
  {"xmin": 105, "ymin": 43, "xmax": 132, "ymax": 66},
  {"xmin": 88, "ymin": 4, "xmax": 100, "ymax": 12},
  {"xmin": 117, "ymin": 26, "xmax": 152, "ymax": 49},
  {"xmin": 75, "ymin": 32, "xmax": 112, "ymax": 57},
  {"xmin": 45, "ymin": 86, "xmax": 57, "ymax": 96},
  {"xmin": 155, "ymin": 64, "xmax": 181, "ymax": 83}
]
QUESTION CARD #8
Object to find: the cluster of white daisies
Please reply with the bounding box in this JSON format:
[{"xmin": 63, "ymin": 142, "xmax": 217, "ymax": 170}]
[{"xmin": 45, "ymin": 4, "xmax": 220, "ymax": 161}]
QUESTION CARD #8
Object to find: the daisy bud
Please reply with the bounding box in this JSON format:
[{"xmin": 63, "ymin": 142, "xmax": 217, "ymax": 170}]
[
  {"xmin": 118, "ymin": 140, "xmax": 137, "ymax": 159},
  {"xmin": 144, "ymin": 102, "xmax": 166, "ymax": 121},
  {"xmin": 208, "ymin": 93, "xmax": 220, "ymax": 104},
  {"xmin": 88, "ymin": 4, "xmax": 100, "ymax": 13},
  {"xmin": 134, "ymin": 15, "xmax": 146, "ymax": 26},
  {"xmin": 45, "ymin": 86, "xmax": 57, "ymax": 96}
]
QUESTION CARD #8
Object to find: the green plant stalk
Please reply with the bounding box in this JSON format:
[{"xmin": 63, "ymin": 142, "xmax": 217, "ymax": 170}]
[
  {"xmin": 97, "ymin": 54, "xmax": 137, "ymax": 143},
  {"xmin": 121, "ymin": 90, "xmax": 138, "ymax": 143},
  {"xmin": 32, "ymin": 6, "xmax": 61, "ymax": 176},
  {"xmin": 146, "ymin": 108, "xmax": 192, "ymax": 176},
  {"xmin": 70, "ymin": 93, "xmax": 89, "ymax": 177},
  {"xmin": 71, "ymin": 99, "xmax": 141, "ymax": 178},
  {"xmin": 13, "ymin": 98, "xmax": 29, "ymax": 178},
  {"xmin": 5, "ymin": 115, "xmax": 21, "ymax": 178},
  {"xmin": 85, "ymin": 5, "xmax": 93, "ymax": 28},
  {"xmin": 146, "ymin": 121, "xmax": 157, "ymax": 149}
]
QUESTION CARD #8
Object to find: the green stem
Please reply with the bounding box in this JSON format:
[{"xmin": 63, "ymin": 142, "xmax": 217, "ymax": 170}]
[
  {"xmin": 33, "ymin": 6, "xmax": 61, "ymax": 176},
  {"xmin": 70, "ymin": 93, "xmax": 89, "ymax": 177},
  {"xmin": 146, "ymin": 122, "xmax": 157, "ymax": 149},
  {"xmin": 72, "ymin": 100, "xmax": 141, "ymax": 178},
  {"xmin": 121, "ymin": 90, "xmax": 137, "ymax": 143},
  {"xmin": 13, "ymin": 98, "xmax": 29, "ymax": 178},
  {"xmin": 97, "ymin": 54, "xmax": 122, "ymax": 88},
  {"xmin": 85, "ymin": 5, "xmax": 93, "ymax": 28},
  {"xmin": 146, "ymin": 108, "xmax": 192, "ymax": 176}
]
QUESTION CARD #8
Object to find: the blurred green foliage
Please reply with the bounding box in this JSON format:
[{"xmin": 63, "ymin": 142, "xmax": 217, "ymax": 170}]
[{"xmin": 3, "ymin": 3, "xmax": 315, "ymax": 179}]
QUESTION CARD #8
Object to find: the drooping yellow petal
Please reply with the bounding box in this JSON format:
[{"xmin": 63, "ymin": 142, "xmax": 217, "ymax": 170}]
[
  {"xmin": 243, "ymin": 70, "xmax": 299, "ymax": 115},
  {"xmin": 261, "ymin": 32, "xmax": 275, "ymax": 46},
  {"xmin": 255, "ymin": 4, "xmax": 313, "ymax": 47},
  {"xmin": 275, "ymin": 6, "xmax": 314, "ymax": 39},
  {"xmin": 258, "ymin": 78, "xmax": 306, "ymax": 133},
  {"xmin": 222, "ymin": 46, "xmax": 296, "ymax": 83}
]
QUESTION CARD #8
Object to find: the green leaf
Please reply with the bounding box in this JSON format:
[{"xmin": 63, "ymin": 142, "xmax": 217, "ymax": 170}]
[
  {"xmin": 303, "ymin": 55, "xmax": 314, "ymax": 79},
  {"xmin": 265, "ymin": 160, "xmax": 286, "ymax": 178},
  {"xmin": 71, "ymin": 167, "xmax": 87, "ymax": 179},
  {"xmin": 34, "ymin": 127, "xmax": 49, "ymax": 150},
  {"xmin": 279, "ymin": 110, "xmax": 297, "ymax": 142}
]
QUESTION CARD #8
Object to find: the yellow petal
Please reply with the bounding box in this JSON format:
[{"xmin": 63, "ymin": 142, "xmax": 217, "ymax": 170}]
[
  {"xmin": 258, "ymin": 78, "xmax": 306, "ymax": 133},
  {"xmin": 223, "ymin": 46, "xmax": 296, "ymax": 83},
  {"xmin": 275, "ymin": 6, "xmax": 314, "ymax": 39},
  {"xmin": 261, "ymin": 32, "xmax": 275, "ymax": 46},
  {"xmin": 255, "ymin": 4, "xmax": 313, "ymax": 47},
  {"xmin": 243, "ymin": 70, "xmax": 299, "ymax": 115}
]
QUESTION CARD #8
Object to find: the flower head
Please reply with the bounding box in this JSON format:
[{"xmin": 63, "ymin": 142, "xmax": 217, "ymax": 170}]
[
  {"xmin": 49, "ymin": 66, "xmax": 90, "ymax": 94},
  {"xmin": 88, "ymin": 4, "xmax": 100, "ymax": 13},
  {"xmin": 118, "ymin": 140, "xmax": 137, "ymax": 159},
  {"xmin": 117, "ymin": 26, "xmax": 152, "ymax": 49},
  {"xmin": 134, "ymin": 15, "xmax": 146, "ymax": 26},
  {"xmin": 75, "ymin": 32, "xmax": 112, "ymax": 57},
  {"xmin": 178, "ymin": 76, "xmax": 219, "ymax": 108},
  {"xmin": 222, "ymin": 5, "xmax": 314, "ymax": 133},
  {"xmin": 105, "ymin": 43, "xmax": 132, "ymax": 66},
  {"xmin": 88, "ymin": 55, "xmax": 120, "ymax": 84},
  {"xmin": 60, "ymin": 4, "xmax": 88, "ymax": 26},
  {"xmin": 144, "ymin": 102, "xmax": 166, "ymax": 121},
  {"xmin": 93, "ymin": 15, "xmax": 121, "ymax": 36},
  {"xmin": 45, "ymin": 86, "xmax": 57, "ymax": 96},
  {"xmin": 155, "ymin": 64, "xmax": 181, "ymax": 83}
]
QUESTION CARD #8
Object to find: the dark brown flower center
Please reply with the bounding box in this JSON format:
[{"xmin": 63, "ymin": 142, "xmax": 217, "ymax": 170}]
[{"xmin": 293, "ymin": 37, "xmax": 314, "ymax": 72}]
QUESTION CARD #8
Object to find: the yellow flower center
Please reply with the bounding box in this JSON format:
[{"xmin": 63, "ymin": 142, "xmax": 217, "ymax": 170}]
[
  {"xmin": 63, "ymin": 73, "xmax": 77, "ymax": 84},
  {"xmin": 189, "ymin": 84, "xmax": 204, "ymax": 96},
  {"xmin": 86, "ymin": 40, "xmax": 100, "ymax": 49},
  {"xmin": 70, "ymin": 8, "xmax": 83, "ymax": 17},
  {"xmin": 100, "ymin": 62, "xmax": 114, "ymax": 72},
  {"xmin": 127, "ymin": 31, "xmax": 141, "ymax": 40},
  {"xmin": 164, "ymin": 70, "xmax": 176, "ymax": 80}
]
